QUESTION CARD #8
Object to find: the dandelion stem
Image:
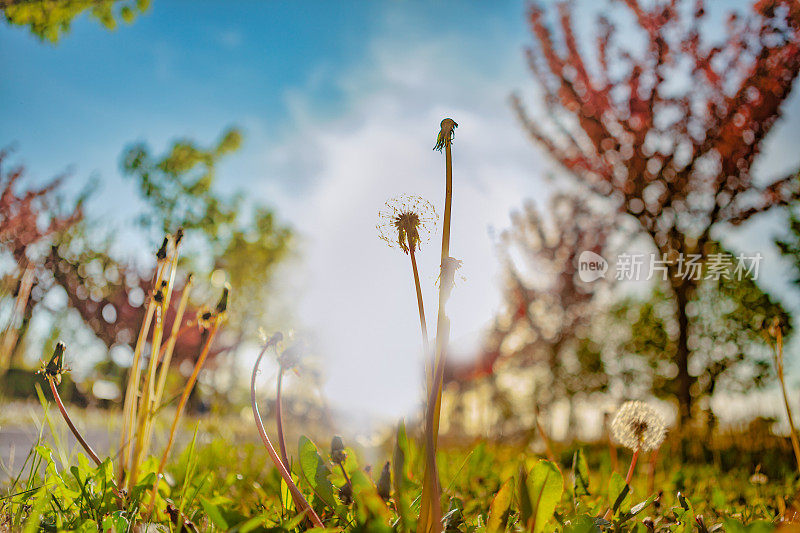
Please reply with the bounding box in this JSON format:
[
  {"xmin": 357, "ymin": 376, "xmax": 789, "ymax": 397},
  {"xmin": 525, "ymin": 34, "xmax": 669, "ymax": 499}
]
[
  {"xmin": 251, "ymin": 343, "xmax": 324, "ymax": 528},
  {"xmin": 337, "ymin": 461, "xmax": 352, "ymax": 488},
  {"xmin": 46, "ymin": 376, "xmax": 101, "ymax": 467},
  {"xmin": 647, "ymin": 449, "xmax": 658, "ymax": 495},
  {"xmin": 153, "ymin": 275, "xmax": 194, "ymax": 416},
  {"xmin": 625, "ymin": 448, "xmax": 639, "ymax": 486},
  {"xmin": 148, "ymin": 314, "xmax": 222, "ymax": 516},
  {"xmin": 419, "ymin": 118, "xmax": 457, "ymax": 533},
  {"xmin": 276, "ymin": 366, "xmax": 291, "ymax": 471},
  {"xmin": 119, "ymin": 253, "xmax": 168, "ymax": 482},
  {"xmin": 602, "ymin": 448, "xmax": 639, "ymax": 521},
  {"xmin": 409, "ymin": 246, "xmax": 431, "ymax": 390}
]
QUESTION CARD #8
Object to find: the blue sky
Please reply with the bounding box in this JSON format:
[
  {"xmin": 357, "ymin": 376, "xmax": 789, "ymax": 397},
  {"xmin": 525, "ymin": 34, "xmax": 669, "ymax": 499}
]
[{"xmin": 3, "ymin": 1, "xmax": 800, "ymax": 423}]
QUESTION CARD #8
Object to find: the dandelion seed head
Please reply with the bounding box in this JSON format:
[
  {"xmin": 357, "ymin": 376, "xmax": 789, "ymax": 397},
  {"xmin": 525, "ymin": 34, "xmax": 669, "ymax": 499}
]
[
  {"xmin": 610, "ymin": 401, "xmax": 666, "ymax": 452},
  {"xmin": 377, "ymin": 195, "xmax": 438, "ymax": 254}
]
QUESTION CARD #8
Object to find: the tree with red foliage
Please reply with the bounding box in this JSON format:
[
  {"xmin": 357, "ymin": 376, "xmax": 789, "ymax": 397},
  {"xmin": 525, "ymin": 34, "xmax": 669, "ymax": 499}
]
[
  {"xmin": 0, "ymin": 149, "xmax": 82, "ymax": 370},
  {"xmin": 514, "ymin": 0, "xmax": 800, "ymax": 425},
  {"xmin": 0, "ymin": 149, "xmax": 81, "ymax": 262},
  {"xmin": 43, "ymin": 235, "xmax": 226, "ymax": 368},
  {"xmin": 444, "ymin": 194, "xmax": 613, "ymax": 440}
]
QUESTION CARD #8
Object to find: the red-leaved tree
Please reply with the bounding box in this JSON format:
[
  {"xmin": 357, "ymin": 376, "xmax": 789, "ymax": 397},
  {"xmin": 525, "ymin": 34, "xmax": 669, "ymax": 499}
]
[
  {"xmin": 0, "ymin": 149, "xmax": 82, "ymax": 370},
  {"xmin": 514, "ymin": 0, "xmax": 800, "ymax": 425}
]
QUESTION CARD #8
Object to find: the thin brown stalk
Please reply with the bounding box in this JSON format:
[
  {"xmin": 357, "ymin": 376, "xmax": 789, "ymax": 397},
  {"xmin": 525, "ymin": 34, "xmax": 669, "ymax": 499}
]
[
  {"xmin": 250, "ymin": 343, "xmax": 324, "ymax": 528},
  {"xmin": 276, "ymin": 366, "xmax": 290, "ymax": 470},
  {"xmin": 409, "ymin": 246, "xmax": 431, "ymax": 391},
  {"xmin": 47, "ymin": 375, "xmax": 101, "ymax": 466}
]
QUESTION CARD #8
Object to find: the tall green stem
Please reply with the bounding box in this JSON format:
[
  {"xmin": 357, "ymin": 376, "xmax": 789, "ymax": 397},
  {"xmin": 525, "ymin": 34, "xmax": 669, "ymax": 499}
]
[{"xmin": 418, "ymin": 118, "xmax": 456, "ymax": 533}]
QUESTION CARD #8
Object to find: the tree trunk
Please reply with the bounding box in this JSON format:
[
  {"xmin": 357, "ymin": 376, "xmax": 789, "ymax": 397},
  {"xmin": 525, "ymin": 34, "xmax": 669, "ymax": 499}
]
[{"xmin": 673, "ymin": 281, "xmax": 693, "ymax": 428}]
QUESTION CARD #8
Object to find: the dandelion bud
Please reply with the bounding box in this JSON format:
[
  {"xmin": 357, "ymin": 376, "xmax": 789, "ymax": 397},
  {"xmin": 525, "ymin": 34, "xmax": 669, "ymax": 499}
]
[
  {"xmin": 330, "ymin": 436, "xmax": 346, "ymax": 464},
  {"xmin": 338, "ymin": 482, "xmax": 353, "ymax": 505},
  {"xmin": 196, "ymin": 306, "xmax": 214, "ymax": 330},
  {"xmin": 376, "ymin": 461, "xmax": 391, "ymax": 501},
  {"xmin": 215, "ymin": 286, "xmax": 229, "ymax": 315},
  {"xmin": 173, "ymin": 227, "xmax": 184, "ymax": 246},
  {"xmin": 434, "ymin": 118, "xmax": 458, "ymax": 151},
  {"xmin": 264, "ymin": 331, "xmax": 284, "ymax": 349},
  {"xmin": 156, "ymin": 237, "xmax": 169, "ymax": 260},
  {"xmin": 44, "ymin": 342, "xmax": 66, "ymax": 384},
  {"xmin": 768, "ymin": 317, "xmax": 782, "ymax": 338},
  {"xmin": 610, "ymin": 401, "xmax": 667, "ymax": 452}
]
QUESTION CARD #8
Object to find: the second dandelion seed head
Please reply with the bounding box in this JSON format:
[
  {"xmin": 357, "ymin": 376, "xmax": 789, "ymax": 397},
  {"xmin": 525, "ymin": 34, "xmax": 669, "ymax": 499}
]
[
  {"xmin": 378, "ymin": 195, "xmax": 438, "ymax": 254},
  {"xmin": 610, "ymin": 400, "xmax": 667, "ymax": 452}
]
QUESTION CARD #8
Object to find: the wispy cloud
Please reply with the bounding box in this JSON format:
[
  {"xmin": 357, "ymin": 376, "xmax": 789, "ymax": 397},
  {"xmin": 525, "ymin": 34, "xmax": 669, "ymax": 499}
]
[
  {"xmin": 247, "ymin": 18, "xmax": 548, "ymax": 420},
  {"xmin": 215, "ymin": 28, "xmax": 243, "ymax": 50}
]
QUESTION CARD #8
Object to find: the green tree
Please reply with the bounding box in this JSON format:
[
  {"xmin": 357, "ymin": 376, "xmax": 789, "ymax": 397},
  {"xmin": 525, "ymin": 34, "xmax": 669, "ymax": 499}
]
[
  {"xmin": 611, "ymin": 243, "xmax": 790, "ymax": 431},
  {"xmin": 121, "ymin": 127, "xmax": 292, "ymax": 338},
  {"xmin": 776, "ymin": 200, "xmax": 800, "ymax": 288},
  {"xmin": 2, "ymin": 0, "xmax": 150, "ymax": 43}
]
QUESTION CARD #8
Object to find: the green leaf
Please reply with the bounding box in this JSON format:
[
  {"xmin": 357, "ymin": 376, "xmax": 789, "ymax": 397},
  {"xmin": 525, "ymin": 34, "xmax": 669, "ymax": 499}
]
[
  {"xmin": 722, "ymin": 519, "xmax": 775, "ymax": 533},
  {"xmin": 572, "ymin": 449, "xmax": 590, "ymax": 497},
  {"xmin": 523, "ymin": 460, "xmax": 564, "ymax": 533},
  {"xmin": 298, "ymin": 435, "xmax": 336, "ymax": 509},
  {"xmin": 487, "ymin": 478, "xmax": 514, "ymax": 533},
  {"xmin": 101, "ymin": 512, "xmax": 128, "ymax": 533},
  {"xmin": 201, "ymin": 496, "xmax": 229, "ymax": 530},
  {"xmin": 629, "ymin": 494, "xmax": 656, "ymax": 516},
  {"xmin": 672, "ymin": 493, "xmax": 695, "ymax": 533},
  {"xmin": 21, "ymin": 488, "xmax": 49, "ymax": 533},
  {"xmin": 564, "ymin": 515, "xmax": 602, "ymax": 533},
  {"xmin": 518, "ymin": 465, "xmax": 532, "ymax": 525},
  {"xmin": 392, "ymin": 420, "xmax": 414, "ymax": 531},
  {"xmin": 608, "ymin": 472, "xmax": 631, "ymax": 515}
]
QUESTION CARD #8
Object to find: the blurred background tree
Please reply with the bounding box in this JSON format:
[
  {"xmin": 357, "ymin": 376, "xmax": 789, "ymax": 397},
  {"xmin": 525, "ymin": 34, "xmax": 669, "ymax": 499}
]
[
  {"xmin": 0, "ymin": 149, "xmax": 82, "ymax": 375},
  {"xmin": 2, "ymin": 0, "xmax": 150, "ymax": 43},
  {"xmin": 443, "ymin": 194, "xmax": 613, "ymax": 442},
  {"xmin": 120, "ymin": 127, "xmax": 293, "ymax": 343},
  {"xmin": 776, "ymin": 196, "xmax": 800, "ymax": 287},
  {"xmin": 0, "ymin": 128, "xmax": 292, "ymax": 407},
  {"xmin": 513, "ymin": 0, "xmax": 800, "ymax": 426},
  {"xmin": 608, "ymin": 244, "xmax": 790, "ymax": 435}
]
